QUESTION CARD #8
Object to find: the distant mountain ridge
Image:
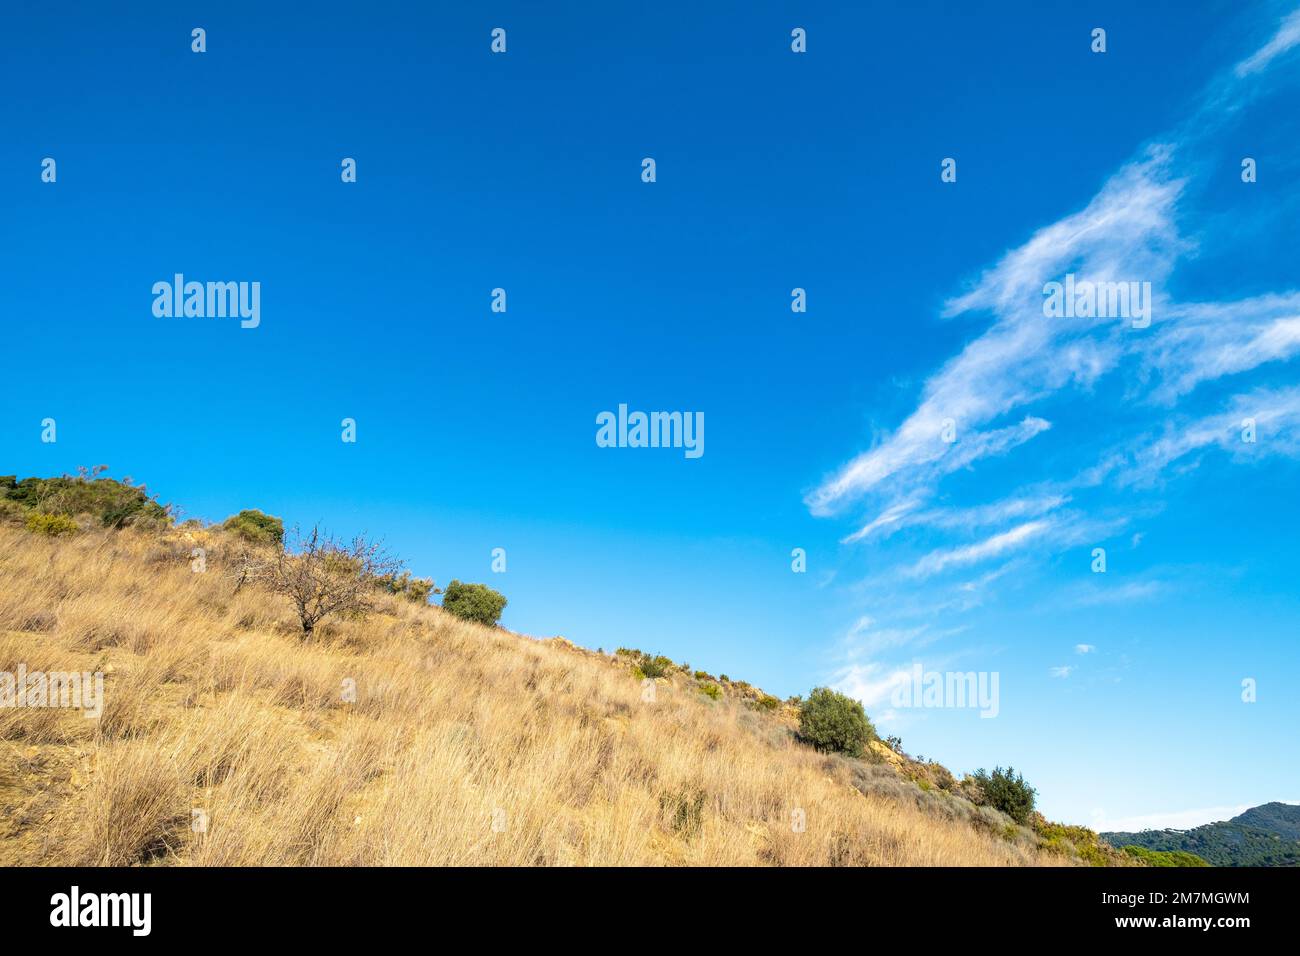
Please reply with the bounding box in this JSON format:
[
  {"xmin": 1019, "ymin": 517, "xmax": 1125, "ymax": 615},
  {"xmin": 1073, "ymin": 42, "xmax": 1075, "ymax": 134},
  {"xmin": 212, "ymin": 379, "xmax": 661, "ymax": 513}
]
[
  {"xmin": 1231, "ymin": 802, "xmax": 1300, "ymax": 842},
  {"xmin": 1102, "ymin": 802, "xmax": 1300, "ymax": 867}
]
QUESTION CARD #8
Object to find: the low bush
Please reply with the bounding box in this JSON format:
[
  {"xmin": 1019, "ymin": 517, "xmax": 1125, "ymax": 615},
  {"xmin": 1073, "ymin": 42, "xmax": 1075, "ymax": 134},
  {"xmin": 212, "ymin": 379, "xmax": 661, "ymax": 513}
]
[
  {"xmin": 698, "ymin": 682, "xmax": 721, "ymax": 701},
  {"xmin": 639, "ymin": 655, "xmax": 674, "ymax": 679},
  {"xmin": 440, "ymin": 580, "xmax": 508, "ymax": 626},
  {"xmin": 377, "ymin": 571, "xmax": 440, "ymax": 604},
  {"xmin": 797, "ymin": 687, "xmax": 875, "ymax": 758},
  {"xmin": 970, "ymin": 766, "xmax": 1037, "ymax": 824},
  {"xmin": 1033, "ymin": 818, "xmax": 1127, "ymax": 866},
  {"xmin": 5, "ymin": 469, "xmax": 168, "ymax": 529},
  {"xmin": 1122, "ymin": 845, "xmax": 1210, "ymax": 867},
  {"xmin": 222, "ymin": 509, "xmax": 284, "ymax": 547},
  {"xmin": 25, "ymin": 512, "xmax": 79, "ymax": 536}
]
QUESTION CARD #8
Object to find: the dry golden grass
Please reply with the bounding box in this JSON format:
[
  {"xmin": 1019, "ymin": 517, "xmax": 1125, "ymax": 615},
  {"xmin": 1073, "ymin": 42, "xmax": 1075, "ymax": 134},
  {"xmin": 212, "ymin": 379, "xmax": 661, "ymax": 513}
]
[{"xmin": 0, "ymin": 523, "xmax": 1066, "ymax": 866}]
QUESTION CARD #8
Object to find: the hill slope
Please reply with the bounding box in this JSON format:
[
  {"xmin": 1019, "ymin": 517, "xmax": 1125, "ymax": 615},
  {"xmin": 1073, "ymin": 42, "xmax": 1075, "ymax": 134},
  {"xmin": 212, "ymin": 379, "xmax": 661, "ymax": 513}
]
[
  {"xmin": 1231, "ymin": 802, "xmax": 1300, "ymax": 842},
  {"xmin": 1103, "ymin": 803, "xmax": 1300, "ymax": 867},
  {"xmin": 0, "ymin": 503, "xmax": 1112, "ymax": 866}
]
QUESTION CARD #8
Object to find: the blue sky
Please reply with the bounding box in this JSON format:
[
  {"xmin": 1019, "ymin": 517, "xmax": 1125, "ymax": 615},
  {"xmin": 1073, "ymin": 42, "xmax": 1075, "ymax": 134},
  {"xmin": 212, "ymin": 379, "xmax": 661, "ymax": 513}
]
[{"xmin": 2, "ymin": 1, "xmax": 1298, "ymax": 830}]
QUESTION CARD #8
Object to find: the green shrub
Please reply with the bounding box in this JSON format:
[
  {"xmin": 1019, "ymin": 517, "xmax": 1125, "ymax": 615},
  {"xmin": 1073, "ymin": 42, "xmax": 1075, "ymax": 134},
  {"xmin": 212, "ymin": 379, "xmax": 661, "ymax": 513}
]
[
  {"xmin": 1033, "ymin": 819, "xmax": 1126, "ymax": 866},
  {"xmin": 1121, "ymin": 845, "xmax": 1210, "ymax": 867},
  {"xmin": 377, "ymin": 570, "xmax": 440, "ymax": 604},
  {"xmin": 693, "ymin": 670, "xmax": 712, "ymax": 680},
  {"xmin": 25, "ymin": 512, "xmax": 79, "ymax": 536},
  {"xmin": 5, "ymin": 470, "xmax": 168, "ymax": 529},
  {"xmin": 755, "ymin": 694, "xmax": 780, "ymax": 711},
  {"xmin": 639, "ymin": 655, "xmax": 674, "ymax": 679},
  {"xmin": 971, "ymin": 766, "xmax": 1037, "ymax": 824},
  {"xmin": 719, "ymin": 674, "xmax": 729, "ymax": 682},
  {"xmin": 222, "ymin": 509, "xmax": 285, "ymax": 546},
  {"xmin": 440, "ymin": 580, "xmax": 508, "ymax": 626},
  {"xmin": 698, "ymin": 682, "xmax": 721, "ymax": 701},
  {"xmin": 797, "ymin": 687, "xmax": 875, "ymax": 758},
  {"xmin": 406, "ymin": 577, "xmax": 436, "ymax": 603}
]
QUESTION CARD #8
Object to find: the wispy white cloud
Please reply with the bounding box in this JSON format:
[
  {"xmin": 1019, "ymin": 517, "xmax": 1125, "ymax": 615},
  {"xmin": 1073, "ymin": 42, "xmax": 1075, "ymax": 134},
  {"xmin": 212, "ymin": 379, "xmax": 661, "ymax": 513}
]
[
  {"xmin": 807, "ymin": 145, "xmax": 1185, "ymax": 523},
  {"xmin": 1143, "ymin": 295, "xmax": 1300, "ymax": 404},
  {"xmin": 1049, "ymin": 666, "xmax": 1073, "ymax": 679},
  {"xmin": 812, "ymin": 9, "xmax": 1300, "ymax": 591},
  {"xmin": 842, "ymin": 499, "xmax": 922, "ymax": 544},
  {"xmin": 957, "ymin": 563, "xmax": 1013, "ymax": 593},
  {"xmin": 846, "ymin": 492, "xmax": 1069, "ymax": 544},
  {"xmin": 832, "ymin": 661, "xmax": 915, "ymax": 713},
  {"xmin": 907, "ymin": 520, "xmax": 1051, "ymax": 579},
  {"xmin": 1235, "ymin": 8, "xmax": 1300, "ymax": 76},
  {"xmin": 1075, "ymin": 644, "xmax": 1096, "ymax": 655},
  {"xmin": 1120, "ymin": 385, "xmax": 1300, "ymax": 486}
]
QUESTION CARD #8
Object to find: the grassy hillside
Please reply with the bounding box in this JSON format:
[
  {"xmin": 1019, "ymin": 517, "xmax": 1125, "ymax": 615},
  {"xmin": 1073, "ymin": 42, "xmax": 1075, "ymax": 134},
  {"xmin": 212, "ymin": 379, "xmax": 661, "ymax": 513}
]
[{"xmin": 0, "ymin": 476, "xmax": 1132, "ymax": 866}]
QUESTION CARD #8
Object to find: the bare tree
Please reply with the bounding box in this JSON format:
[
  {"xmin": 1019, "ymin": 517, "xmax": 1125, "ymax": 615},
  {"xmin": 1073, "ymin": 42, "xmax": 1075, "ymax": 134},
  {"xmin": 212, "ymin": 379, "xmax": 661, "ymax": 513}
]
[{"xmin": 265, "ymin": 525, "xmax": 402, "ymax": 638}]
